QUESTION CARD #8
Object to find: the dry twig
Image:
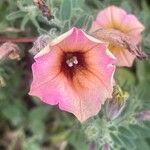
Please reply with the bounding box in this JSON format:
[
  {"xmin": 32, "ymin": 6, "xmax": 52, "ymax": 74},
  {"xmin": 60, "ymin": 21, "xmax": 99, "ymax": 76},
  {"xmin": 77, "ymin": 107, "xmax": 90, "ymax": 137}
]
[
  {"xmin": 33, "ymin": 0, "xmax": 54, "ymax": 20},
  {"xmin": 92, "ymin": 28, "xmax": 148, "ymax": 60}
]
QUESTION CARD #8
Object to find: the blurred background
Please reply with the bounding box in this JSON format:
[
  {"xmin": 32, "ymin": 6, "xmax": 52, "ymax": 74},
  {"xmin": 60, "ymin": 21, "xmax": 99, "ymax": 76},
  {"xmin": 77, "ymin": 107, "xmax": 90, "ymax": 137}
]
[{"xmin": 0, "ymin": 0, "xmax": 150, "ymax": 150}]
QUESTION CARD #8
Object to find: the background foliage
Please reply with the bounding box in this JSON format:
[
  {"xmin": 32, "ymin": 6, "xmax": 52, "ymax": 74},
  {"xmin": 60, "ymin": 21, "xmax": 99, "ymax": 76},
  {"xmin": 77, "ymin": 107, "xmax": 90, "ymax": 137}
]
[{"xmin": 0, "ymin": 0, "xmax": 150, "ymax": 150}]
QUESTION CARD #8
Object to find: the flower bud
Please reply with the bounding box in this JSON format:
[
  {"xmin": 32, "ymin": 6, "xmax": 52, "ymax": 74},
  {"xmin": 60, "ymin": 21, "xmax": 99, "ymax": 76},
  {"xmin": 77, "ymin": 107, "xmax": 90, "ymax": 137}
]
[
  {"xmin": 88, "ymin": 142, "xmax": 95, "ymax": 150},
  {"xmin": 106, "ymin": 85, "xmax": 129, "ymax": 121},
  {"xmin": 134, "ymin": 110, "xmax": 150, "ymax": 121},
  {"xmin": 102, "ymin": 143, "xmax": 110, "ymax": 150}
]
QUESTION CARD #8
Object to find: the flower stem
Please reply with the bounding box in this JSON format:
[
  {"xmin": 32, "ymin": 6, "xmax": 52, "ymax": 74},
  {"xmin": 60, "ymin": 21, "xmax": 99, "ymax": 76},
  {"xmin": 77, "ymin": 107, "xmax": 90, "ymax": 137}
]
[{"xmin": 0, "ymin": 36, "xmax": 36, "ymax": 43}]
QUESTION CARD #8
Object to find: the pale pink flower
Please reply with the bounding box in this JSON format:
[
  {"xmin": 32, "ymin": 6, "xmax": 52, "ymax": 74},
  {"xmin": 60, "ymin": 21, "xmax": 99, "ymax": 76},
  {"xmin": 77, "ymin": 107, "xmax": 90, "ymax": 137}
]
[
  {"xmin": 29, "ymin": 27, "xmax": 116, "ymax": 122},
  {"xmin": 91, "ymin": 6, "xmax": 145, "ymax": 67}
]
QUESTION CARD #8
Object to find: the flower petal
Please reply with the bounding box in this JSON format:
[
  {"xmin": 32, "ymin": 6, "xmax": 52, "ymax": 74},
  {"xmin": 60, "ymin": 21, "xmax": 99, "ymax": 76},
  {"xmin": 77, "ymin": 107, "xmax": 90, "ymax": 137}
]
[
  {"xmin": 110, "ymin": 46, "xmax": 135, "ymax": 67},
  {"xmin": 95, "ymin": 6, "xmax": 127, "ymax": 29},
  {"xmin": 85, "ymin": 44, "xmax": 116, "ymax": 99},
  {"xmin": 121, "ymin": 15, "xmax": 145, "ymax": 34},
  {"xmin": 58, "ymin": 72, "xmax": 104, "ymax": 122},
  {"xmin": 51, "ymin": 27, "xmax": 101, "ymax": 52},
  {"xmin": 90, "ymin": 21, "xmax": 102, "ymax": 32},
  {"xmin": 29, "ymin": 46, "xmax": 63, "ymax": 93},
  {"xmin": 93, "ymin": 6, "xmax": 144, "ymax": 34}
]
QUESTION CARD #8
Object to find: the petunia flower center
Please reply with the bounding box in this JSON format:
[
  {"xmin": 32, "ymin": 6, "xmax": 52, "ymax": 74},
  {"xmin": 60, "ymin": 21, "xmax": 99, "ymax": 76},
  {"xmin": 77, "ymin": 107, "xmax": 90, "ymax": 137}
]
[
  {"xmin": 66, "ymin": 56, "xmax": 78, "ymax": 67},
  {"xmin": 61, "ymin": 52, "xmax": 86, "ymax": 79}
]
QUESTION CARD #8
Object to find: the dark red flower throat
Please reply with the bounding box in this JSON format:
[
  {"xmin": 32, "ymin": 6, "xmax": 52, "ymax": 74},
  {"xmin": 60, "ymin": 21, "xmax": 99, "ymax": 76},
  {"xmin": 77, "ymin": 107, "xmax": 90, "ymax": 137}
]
[{"xmin": 61, "ymin": 52, "xmax": 86, "ymax": 79}]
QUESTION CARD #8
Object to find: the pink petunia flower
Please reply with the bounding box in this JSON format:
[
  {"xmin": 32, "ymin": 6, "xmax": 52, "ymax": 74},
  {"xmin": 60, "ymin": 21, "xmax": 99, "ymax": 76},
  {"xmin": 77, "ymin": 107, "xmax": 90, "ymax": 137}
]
[
  {"xmin": 91, "ymin": 6, "xmax": 145, "ymax": 67},
  {"xmin": 29, "ymin": 27, "xmax": 116, "ymax": 122}
]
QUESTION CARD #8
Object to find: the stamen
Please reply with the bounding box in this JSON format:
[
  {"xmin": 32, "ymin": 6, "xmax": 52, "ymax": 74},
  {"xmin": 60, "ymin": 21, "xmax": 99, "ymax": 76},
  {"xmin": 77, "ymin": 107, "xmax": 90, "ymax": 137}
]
[
  {"xmin": 66, "ymin": 56, "xmax": 78, "ymax": 67},
  {"xmin": 73, "ymin": 56, "xmax": 78, "ymax": 64}
]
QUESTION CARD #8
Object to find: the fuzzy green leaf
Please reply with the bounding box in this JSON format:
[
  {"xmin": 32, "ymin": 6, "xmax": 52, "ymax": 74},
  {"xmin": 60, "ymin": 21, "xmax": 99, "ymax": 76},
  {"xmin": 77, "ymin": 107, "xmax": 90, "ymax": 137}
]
[
  {"xmin": 68, "ymin": 130, "xmax": 88, "ymax": 150},
  {"xmin": 61, "ymin": 20, "xmax": 70, "ymax": 33},
  {"xmin": 50, "ymin": 130, "xmax": 70, "ymax": 143},
  {"xmin": 115, "ymin": 68, "xmax": 136, "ymax": 87},
  {"xmin": 28, "ymin": 106, "xmax": 49, "ymax": 136},
  {"xmin": 129, "ymin": 124, "xmax": 150, "ymax": 138},
  {"xmin": 7, "ymin": 11, "xmax": 25, "ymax": 20},
  {"xmin": 110, "ymin": 133, "xmax": 123, "ymax": 145},
  {"xmin": 133, "ymin": 139, "xmax": 150, "ymax": 150},
  {"xmin": 60, "ymin": 0, "xmax": 72, "ymax": 21},
  {"xmin": 118, "ymin": 133, "xmax": 135, "ymax": 149},
  {"xmin": 1, "ymin": 101, "xmax": 27, "ymax": 126},
  {"xmin": 118, "ymin": 126, "xmax": 136, "ymax": 139},
  {"xmin": 84, "ymin": 15, "xmax": 93, "ymax": 31},
  {"xmin": 74, "ymin": 14, "xmax": 88, "ymax": 28}
]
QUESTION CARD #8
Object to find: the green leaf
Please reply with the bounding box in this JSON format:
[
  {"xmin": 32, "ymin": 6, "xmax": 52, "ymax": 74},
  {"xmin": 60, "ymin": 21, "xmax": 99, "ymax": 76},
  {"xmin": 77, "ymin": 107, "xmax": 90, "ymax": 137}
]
[
  {"xmin": 23, "ymin": 138, "xmax": 40, "ymax": 150},
  {"xmin": 71, "ymin": 0, "xmax": 84, "ymax": 8},
  {"xmin": 0, "ymin": 22, "xmax": 8, "ymax": 32},
  {"xmin": 6, "ymin": 11, "xmax": 25, "ymax": 20},
  {"xmin": 133, "ymin": 139, "xmax": 150, "ymax": 150},
  {"xmin": 50, "ymin": 130, "xmax": 70, "ymax": 143},
  {"xmin": 20, "ymin": 15, "xmax": 29, "ymax": 30},
  {"xmin": 1, "ymin": 101, "xmax": 27, "ymax": 126},
  {"xmin": 136, "ymin": 60, "xmax": 146, "ymax": 83},
  {"xmin": 71, "ymin": 0, "xmax": 77, "ymax": 7},
  {"xmin": 110, "ymin": 133, "xmax": 123, "ymax": 145},
  {"xmin": 118, "ymin": 126, "xmax": 136, "ymax": 139},
  {"xmin": 143, "ymin": 121, "xmax": 150, "ymax": 129},
  {"xmin": 121, "ymin": 1, "xmax": 132, "ymax": 13},
  {"xmin": 28, "ymin": 106, "xmax": 49, "ymax": 136},
  {"xmin": 61, "ymin": 20, "xmax": 70, "ymax": 33},
  {"xmin": 118, "ymin": 133, "xmax": 135, "ymax": 149},
  {"xmin": 84, "ymin": 15, "xmax": 93, "ymax": 31},
  {"xmin": 136, "ymin": 60, "xmax": 150, "ymax": 83},
  {"xmin": 85, "ymin": 0, "xmax": 103, "ymax": 9},
  {"xmin": 74, "ymin": 14, "xmax": 88, "ymax": 28},
  {"xmin": 60, "ymin": 0, "xmax": 72, "ymax": 21},
  {"xmin": 24, "ymin": 143, "xmax": 40, "ymax": 150},
  {"xmin": 109, "ymin": 0, "xmax": 122, "ymax": 5},
  {"xmin": 30, "ymin": 17, "xmax": 40, "ymax": 29},
  {"xmin": 37, "ymin": 28, "xmax": 49, "ymax": 35},
  {"xmin": 68, "ymin": 130, "xmax": 88, "ymax": 150},
  {"xmin": 29, "ymin": 106, "xmax": 49, "ymax": 120},
  {"xmin": 129, "ymin": 124, "xmax": 150, "ymax": 138},
  {"xmin": 137, "ymin": 82, "xmax": 150, "ymax": 102},
  {"xmin": 28, "ymin": 120, "xmax": 45, "ymax": 136},
  {"xmin": 115, "ymin": 68, "xmax": 136, "ymax": 87}
]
